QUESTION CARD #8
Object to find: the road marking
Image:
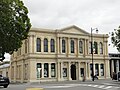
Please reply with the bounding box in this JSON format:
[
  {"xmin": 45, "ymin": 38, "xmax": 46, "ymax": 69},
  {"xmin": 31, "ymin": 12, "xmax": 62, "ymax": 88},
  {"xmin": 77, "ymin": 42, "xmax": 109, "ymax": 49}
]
[
  {"xmin": 98, "ymin": 85, "xmax": 105, "ymax": 88},
  {"xmin": 26, "ymin": 88, "xmax": 44, "ymax": 90},
  {"xmin": 103, "ymin": 86, "xmax": 112, "ymax": 89},
  {"xmin": 32, "ymin": 83, "xmax": 120, "ymax": 89}
]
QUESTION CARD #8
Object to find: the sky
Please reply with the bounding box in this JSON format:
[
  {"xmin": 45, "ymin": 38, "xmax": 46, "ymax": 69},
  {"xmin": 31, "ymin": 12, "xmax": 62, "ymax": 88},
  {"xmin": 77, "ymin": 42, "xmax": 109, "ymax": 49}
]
[{"xmin": 5, "ymin": 0, "xmax": 120, "ymax": 60}]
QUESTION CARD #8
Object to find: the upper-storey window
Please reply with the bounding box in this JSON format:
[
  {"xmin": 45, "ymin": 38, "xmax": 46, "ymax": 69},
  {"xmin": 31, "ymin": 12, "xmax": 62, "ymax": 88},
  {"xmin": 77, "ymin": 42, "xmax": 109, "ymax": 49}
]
[
  {"xmin": 94, "ymin": 42, "xmax": 98, "ymax": 54},
  {"xmin": 51, "ymin": 39, "xmax": 55, "ymax": 52},
  {"xmin": 79, "ymin": 40, "xmax": 83, "ymax": 54},
  {"xmin": 71, "ymin": 39, "xmax": 74, "ymax": 53},
  {"xmin": 36, "ymin": 38, "xmax": 41, "ymax": 52},
  {"xmin": 25, "ymin": 40, "xmax": 28, "ymax": 53},
  {"xmin": 89, "ymin": 42, "xmax": 92, "ymax": 54},
  {"xmin": 62, "ymin": 39, "xmax": 66, "ymax": 53},
  {"xmin": 44, "ymin": 38, "xmax": 48, "ymax": 52},
  {"xmin": 99, "ymin": 42, "xmax": 103, "ymax": 54}
]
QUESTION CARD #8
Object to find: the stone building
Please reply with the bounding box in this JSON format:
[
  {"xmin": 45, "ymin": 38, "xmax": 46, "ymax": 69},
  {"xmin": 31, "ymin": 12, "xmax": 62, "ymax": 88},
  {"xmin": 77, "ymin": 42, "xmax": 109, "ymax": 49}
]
[
  {"xmin": 10, "ymin": 25, "xmax": 110, "ymax": 82},
  {"xmin": 0, "ymin": 61, "xmax": 10, "ymax": 78},
  {"xmin": 109, "ymin": 53, "xmax": 120, "ymax": 77}
]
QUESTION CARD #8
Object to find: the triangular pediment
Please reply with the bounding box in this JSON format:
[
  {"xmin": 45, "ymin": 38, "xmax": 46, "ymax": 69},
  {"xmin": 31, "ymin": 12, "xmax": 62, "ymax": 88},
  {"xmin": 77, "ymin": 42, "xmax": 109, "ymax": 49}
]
[{"xmin": 59, "ymin": 25, "xmax": 89, "ymax": 34}]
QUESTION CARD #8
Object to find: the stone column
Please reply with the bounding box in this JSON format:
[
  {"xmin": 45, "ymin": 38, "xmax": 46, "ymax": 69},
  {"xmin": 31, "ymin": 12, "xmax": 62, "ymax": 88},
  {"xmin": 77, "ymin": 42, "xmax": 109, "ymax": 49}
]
[
  {"xmin": 93, "ymin": 63, "xmax": 95, "ymax": 76},
  {"xmin": 105, "ymin": 60, "xmax": 110, "ymax": 78},
  {"xmin": 41, "ymin": 63, "xmax": 44, "ymax": 78},
  {"xmin": 14, "ymin": 61, "xmax": 17, "ymax": 82},
  {"xmin": 60, "ymin": 37, "xmax": 62, "ymax": 53},
  {"xmin": 88, "ymin": 62, "xmax": 91, "ymax": 79},
  {"xmin": 99, "ymin": 63, "xmax": 101, "ymax": 77},
  {"xmin": 57, "ymin": 62, "xmax": 60, "ymax": 81},
  {"xmin": 41, "ymin": 38, "xmax": 44, "ymax": 53},
  {"xmin": 78, "ymin": 62, "xmax": 80, "ymax": 80},
  {"xmin": 67, "ymin": 37, "xmax": 70, "ymax": 56},
  {"xmin": 116, "ymin": 60, "xmax": 119, "ymax": 73},
  {"xmin": 85, "ymin": 62, "xmax": 88, "ymax": 79},
  {"xmin": 68, "ymin": 62, "xmax": 71, "ymax": 80},
  {"xmin": 97, "ymin": 42, "xmax": 100, "ymax": 55},
  {"xmin": 61, "ymin": 62, "xmax": 63, "ymax": 80},
  {"xmin": 75, "ymin": 38, "xmax": 77, "ymax": 56},
  {"xmin": 56, "ymin": 37, "xmax": 60, "ymax": 54},
  {"xmin": 111, "ymin": 60, "xmax": 114, "ymax": 73},
  {"xmin": 84, "ymin": 39, "xmax": 87, "ymax": 56},
  {"xmin": 33, "ymin": 35, "xmax": 36, "ymax": 53},
  {"xmin": 49, "ymin": 63, "xmax": 51, "ymax": 78},
  {"xmin": 29, "ymin": 35, "xmax": 33, "ymax": 53},
  {"xmin": 21, "ymin": 60, "xmax": 24, "ymax": 83},
  {"xmin": 48, "ymin": 39, "xmax": 51, "ymax": 53}
]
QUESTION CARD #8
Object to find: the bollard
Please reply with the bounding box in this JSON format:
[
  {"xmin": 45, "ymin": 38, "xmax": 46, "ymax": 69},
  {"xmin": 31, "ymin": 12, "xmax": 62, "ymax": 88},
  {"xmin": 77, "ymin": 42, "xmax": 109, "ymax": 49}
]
[{"xmin": 26, "ymin": 88, "xmax": 44, "ymax": 90}]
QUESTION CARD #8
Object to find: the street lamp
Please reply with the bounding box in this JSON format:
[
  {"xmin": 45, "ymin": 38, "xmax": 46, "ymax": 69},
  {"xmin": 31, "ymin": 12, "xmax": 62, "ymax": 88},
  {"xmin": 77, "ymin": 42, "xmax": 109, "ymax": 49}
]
[{"xmin": 91, "ymin": 28, "xmax": 98, "ymax": 81}]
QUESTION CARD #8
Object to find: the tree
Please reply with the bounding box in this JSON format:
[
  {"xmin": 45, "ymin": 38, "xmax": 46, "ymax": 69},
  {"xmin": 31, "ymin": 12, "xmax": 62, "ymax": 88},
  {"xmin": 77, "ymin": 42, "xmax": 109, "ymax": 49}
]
[
  {"xmin": 0, "ymin": 0, "xmax": 31, "ymax": 61},
  {"xmin": 111, "ymin": 26, "xmax": 120, "ymax": 52}
]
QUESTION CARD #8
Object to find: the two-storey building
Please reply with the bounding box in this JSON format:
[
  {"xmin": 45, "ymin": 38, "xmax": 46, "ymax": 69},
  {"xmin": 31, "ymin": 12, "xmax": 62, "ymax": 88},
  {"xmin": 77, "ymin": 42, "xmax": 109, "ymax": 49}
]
[{"xmin": 10, "ymin": 25, "xmax": 110, "ymax": 82}]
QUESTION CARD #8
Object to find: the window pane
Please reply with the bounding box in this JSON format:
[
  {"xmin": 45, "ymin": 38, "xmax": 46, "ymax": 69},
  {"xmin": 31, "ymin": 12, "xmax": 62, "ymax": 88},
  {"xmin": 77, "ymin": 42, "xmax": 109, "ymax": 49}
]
[
  {"xmin": 95, "ymin": 64, "xmax": 99, "ymax": 76},
  {"xmin": 51, "ymin": 63, "xmax": 56, "ymax": 77},
  {"xmin": 94, "ymin": 42, "xmax": 98, "ymax": 54},
  {"xmin": 71, "ymin": 40, "xmax": 74, "ymax": 53},
  {"xmin": 36, "ymin": 38, "xmax": 41, "ymax": 52},
  {"xmin": 44, "ymin": 38, "xmax": 48, "ymax": 52},
  {"xmin": 63, "ymin": 68, "xmax": 67, "ymax": 77},
  {"xmin": 36, "ymin": 63, "xmax": 42, "ymax": 78},
  {"xmin": 79, "ymin": 41, "xmax": 83, "ymax": 53},
  {"xmin": 100, "ymin": 64, "xmax": 104, "ymax": 76},
  {"xmin": 51, "ymin": 39, "xmax": 55, "ymax": 52},
  {"xmin": 62, "ymin": 39, "xmax": 66, "ymax": 53},
  {"xmin": 44, "ymin": 63, "xmax": 48, "ymax": 77}
]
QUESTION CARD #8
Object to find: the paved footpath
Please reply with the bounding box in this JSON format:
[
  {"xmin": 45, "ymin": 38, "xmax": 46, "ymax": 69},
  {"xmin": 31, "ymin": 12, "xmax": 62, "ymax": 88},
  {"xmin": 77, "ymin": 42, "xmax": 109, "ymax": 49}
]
[{"xmin": 27, "ymin": 79, "xmax": 120, "ymax": 90}]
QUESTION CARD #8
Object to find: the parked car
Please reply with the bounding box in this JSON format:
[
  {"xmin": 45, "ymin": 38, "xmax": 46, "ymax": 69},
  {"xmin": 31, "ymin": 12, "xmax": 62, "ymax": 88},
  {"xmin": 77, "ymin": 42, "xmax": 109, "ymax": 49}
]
[
  {"xmin": 112, "ymin": 72, "xmax": 120, "ymax": 81},
  {"xmin": 0, "ymin": 75, "xmax": 10, "ymax": 88}
]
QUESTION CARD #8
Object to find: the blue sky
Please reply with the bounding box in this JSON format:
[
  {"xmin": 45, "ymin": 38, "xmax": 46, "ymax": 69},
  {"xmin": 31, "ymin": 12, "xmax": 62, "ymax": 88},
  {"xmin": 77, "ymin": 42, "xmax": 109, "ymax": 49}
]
[{"xmin": 5, "ymin": 0, "xmax": 120, "ymax": 60}]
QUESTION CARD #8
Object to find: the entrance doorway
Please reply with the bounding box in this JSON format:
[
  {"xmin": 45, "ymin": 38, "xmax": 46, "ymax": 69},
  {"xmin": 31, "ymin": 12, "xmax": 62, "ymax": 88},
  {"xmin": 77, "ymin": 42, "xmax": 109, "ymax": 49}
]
[{"xmin": 71, "ymin": 64, "xmax": 76, "ymax": 80}]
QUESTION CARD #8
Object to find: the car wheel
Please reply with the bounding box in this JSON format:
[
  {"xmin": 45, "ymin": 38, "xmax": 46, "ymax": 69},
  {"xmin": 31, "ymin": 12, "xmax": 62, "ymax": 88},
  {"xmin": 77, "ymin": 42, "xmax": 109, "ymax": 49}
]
[
  {"xmin": 4, "ymin": 85, "xmax": 8, "ymax": 88},
  {"xmin": 118, "ymin": 78, "xmax": 120, "ymax": 81}
]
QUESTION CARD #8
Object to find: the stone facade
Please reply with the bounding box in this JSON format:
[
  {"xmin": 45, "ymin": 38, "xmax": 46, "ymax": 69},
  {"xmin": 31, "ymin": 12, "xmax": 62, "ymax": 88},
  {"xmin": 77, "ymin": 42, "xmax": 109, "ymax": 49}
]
[
  {"xmin": 10, "ymin": 25, "xmax": 110, "ymax": 83},
  {"xmin": 109, "ymin": 53, "xmax": 120, "ymax": 77}
]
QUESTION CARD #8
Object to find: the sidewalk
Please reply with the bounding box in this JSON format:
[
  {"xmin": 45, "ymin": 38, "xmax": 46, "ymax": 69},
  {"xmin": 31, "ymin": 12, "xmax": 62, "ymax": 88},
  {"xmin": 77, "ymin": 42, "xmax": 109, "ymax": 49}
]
[{"xmin": 29, "ymin": 79, "xmax": 120, "ymax": 86}]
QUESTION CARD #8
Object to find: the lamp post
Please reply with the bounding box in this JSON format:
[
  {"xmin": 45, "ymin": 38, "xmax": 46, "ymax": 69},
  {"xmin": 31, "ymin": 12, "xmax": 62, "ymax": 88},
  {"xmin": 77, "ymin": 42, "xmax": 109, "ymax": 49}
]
[{"xmin": 91, "ymin": 28, "xmax": 98, "ymax": 81}]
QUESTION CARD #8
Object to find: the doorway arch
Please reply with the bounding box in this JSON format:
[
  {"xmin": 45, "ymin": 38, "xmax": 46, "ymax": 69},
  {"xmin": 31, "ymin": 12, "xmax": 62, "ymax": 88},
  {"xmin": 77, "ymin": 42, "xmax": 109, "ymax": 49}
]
[{"xmin": 71, "ymin": 64, "xmax": 76, "ymax": 80}]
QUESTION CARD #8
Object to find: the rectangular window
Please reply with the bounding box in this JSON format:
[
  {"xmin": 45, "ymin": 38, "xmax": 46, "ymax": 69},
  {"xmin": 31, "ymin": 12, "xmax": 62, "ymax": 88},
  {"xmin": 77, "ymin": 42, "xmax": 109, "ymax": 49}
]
[
  {"xmin": 36, "ymin": 63, "xmax": 42, "ymax": 78},
  {"xmin": 63, "ymin": 68, "xmax": 67, "ymax": 77},
  {"xmin": 100, "ymin": 64, "xmax": 104, "ymax": 76},
  {"xmin": 44, "ymin": 63, "xmax": 48, "ymax": 77},
  {"xmin": 51, "ymin": 63, "xmax": 56, "ymax": 77},
  {"xmin": 95, "ymin": 64, "xmax": 99, "ymax": 76}
]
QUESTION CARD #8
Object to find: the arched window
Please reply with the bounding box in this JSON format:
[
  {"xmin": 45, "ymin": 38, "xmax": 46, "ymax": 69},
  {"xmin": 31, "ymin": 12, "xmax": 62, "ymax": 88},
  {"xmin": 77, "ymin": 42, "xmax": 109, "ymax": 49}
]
[
  {"xmin": 89, "ymin": 42, "xmax": 92, "ymax": 54},
  {"xmin": 62, "ymin": 39, "xmax": 66, "ymax": 53},
  {"xmin": 71, "ymin": 40, "xmax": 74, "ymax": 53},
  {"xmin": 44, "ymin": 38, "xmax": 48, "ymax": 52},
  {"xmin": 51, "ymin": 39, "xmax": 55, "ymax": 52},
  {"xmin": 79, "ymin": 40, "xmax": 83, "ymax": 53},
  {"xmin": 99, "ymin": 42, "xmax": 103, "ymax": 54},
  {"xmin": 36, "ymin": 38, "xmax": 41, "ymax": 52},
  {"xmin": 94, "ymin": 42, "xmax": 98, "ymax": 54}
]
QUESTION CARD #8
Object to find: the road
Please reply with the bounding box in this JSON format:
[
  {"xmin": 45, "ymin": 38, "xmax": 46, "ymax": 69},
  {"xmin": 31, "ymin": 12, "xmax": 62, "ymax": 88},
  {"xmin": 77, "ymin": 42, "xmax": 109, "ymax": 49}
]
[{"xmin": 0, "ymin": 79, "xmax": 120, "ymax": 90}]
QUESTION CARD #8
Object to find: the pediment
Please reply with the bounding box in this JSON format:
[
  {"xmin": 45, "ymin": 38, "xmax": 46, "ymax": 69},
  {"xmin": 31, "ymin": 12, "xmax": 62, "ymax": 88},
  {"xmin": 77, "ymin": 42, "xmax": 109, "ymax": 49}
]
[{"xmin": 59, "ymin": 25, "xmax": 89, "ymax": 35}]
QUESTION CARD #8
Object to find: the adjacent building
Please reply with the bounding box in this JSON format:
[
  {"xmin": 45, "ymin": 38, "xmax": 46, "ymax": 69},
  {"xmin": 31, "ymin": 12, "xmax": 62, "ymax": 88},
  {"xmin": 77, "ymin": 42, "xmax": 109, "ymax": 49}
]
[
  {"xmin": 10, "ymin": 25, "xmax": 110, "ymax": 83},
  {"xmin": 109, "ymin": 53, "xmax": 120, "ymax": 77}
]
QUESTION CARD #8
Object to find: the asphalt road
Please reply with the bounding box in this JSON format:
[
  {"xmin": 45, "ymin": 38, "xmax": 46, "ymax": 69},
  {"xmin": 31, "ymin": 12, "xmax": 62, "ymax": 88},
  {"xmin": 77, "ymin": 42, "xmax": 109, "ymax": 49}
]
[{"xmin": 0, "ymin": 79, "xmax": 120, "ymax": 90}]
